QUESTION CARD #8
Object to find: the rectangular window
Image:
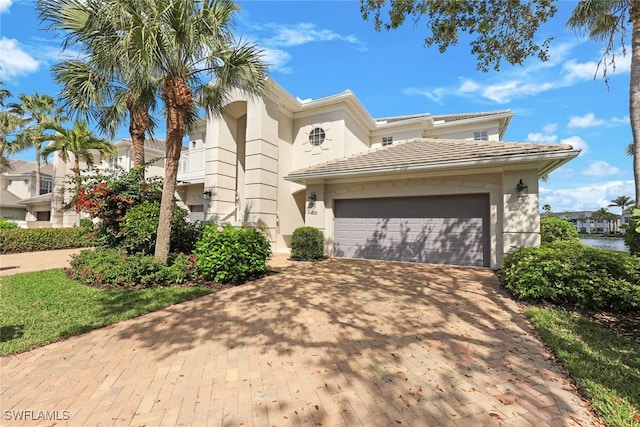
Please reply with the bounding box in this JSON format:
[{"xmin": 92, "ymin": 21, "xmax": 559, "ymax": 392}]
[
  {"xmin": 36, "ymin": 211, "xmax": 51, "ymax": 221},
  {"xmin": 474, "ymin": 131, "xmax": 488, "ymax": 141},
  {"xmin": 40, "ymin": 180, "xmax": 52, "ymax": 195},
  {"xmin": 382, "ymin": 136, "xmax": 393, "ymax": 146}
]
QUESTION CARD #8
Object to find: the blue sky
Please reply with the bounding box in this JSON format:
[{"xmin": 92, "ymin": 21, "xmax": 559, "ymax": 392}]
[{"xmin": 0, "ymin": 0, "xmax": 635, "ymax": 213}]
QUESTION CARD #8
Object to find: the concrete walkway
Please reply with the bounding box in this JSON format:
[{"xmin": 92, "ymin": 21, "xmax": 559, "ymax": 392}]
[
  {"xmin": 1, "ymin": 253, "xmax": 600, "ymax": 426},
  {"xmin": 0, "ymin": 248, "xmax": 85, "ymax": 276}
]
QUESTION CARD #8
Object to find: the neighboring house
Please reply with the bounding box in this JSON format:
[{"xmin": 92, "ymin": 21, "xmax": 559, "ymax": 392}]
[
  {"xmin": 544, "ymin": 211, "xmax": 628, "ymax": 234},
  {"xmin": 41, "ymin": 137, "xmax": 168, "ymax": 228},
  {"xmin": 1, "ymin": 160, "xmax": 54, "ymax": 226},
  {"xmin": 176, "ymin": 79, "xmax": 579, "ymax": 268}
]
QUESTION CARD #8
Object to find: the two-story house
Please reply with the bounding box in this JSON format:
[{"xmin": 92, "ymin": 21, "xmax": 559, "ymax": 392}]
[
  {"xmin": 1, "ymin": 160, "xmax": 54, "ymax": 226},
  {"xmin": 44, "ymin": 137, "xmax": 168, "ymax": 227},
  {"xmin": 175, "ymin": 79, "xmax": 579, "ymax": 268}
]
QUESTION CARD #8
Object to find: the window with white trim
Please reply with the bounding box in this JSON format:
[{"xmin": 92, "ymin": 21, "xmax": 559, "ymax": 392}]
[
  {"xmin": 40, "ymin": 179, "xmax": 52, "ymax": 195},
  {"xmin": 382, "ymin": 136, "xmax": 393, "ymax": 146},
  {"xmin": 309, "ymin": 127, "xmax": 326, "ymax": 146},
  {"xmin": 474, "ymin": 131, "xmax": 488, "ymax": 141}
]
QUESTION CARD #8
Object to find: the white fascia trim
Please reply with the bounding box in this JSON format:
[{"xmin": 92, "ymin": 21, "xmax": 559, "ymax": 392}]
[
  {"xmin": 431, "ymin": 111, "xmax": 513, "ymax": 135},
  {"xmin": 284, "ymin": 150, "xmax": 580, "ymax": 182}
]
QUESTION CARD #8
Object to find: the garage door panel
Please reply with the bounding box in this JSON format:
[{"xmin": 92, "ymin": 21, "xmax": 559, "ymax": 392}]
[{"xmin": 334, "ymin": 195, "xmax": 489, "ymax": 267}]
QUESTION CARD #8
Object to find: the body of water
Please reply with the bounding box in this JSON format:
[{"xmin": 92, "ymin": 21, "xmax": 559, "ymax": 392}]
[{"xmin": 580, "ymin": 237, "xmax": 628, "ymax": 252}]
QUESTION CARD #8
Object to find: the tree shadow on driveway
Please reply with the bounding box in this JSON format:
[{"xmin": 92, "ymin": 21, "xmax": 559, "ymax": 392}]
[{"xmin": 107, "ymin": 258, "xmax": 597, "ymax": 426}]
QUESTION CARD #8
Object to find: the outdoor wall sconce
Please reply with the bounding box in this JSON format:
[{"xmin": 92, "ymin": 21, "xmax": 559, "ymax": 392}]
[
  {"xmin": 307, "ymin": 191, "xmax": 317, "ymax": 202},
  {"xmin": 203, "ymin": 187, "xmax": 216, "ymax": 199},
  {"xmin": 516, "ymin": 179, "xmax": 529, "ymax": 197}
]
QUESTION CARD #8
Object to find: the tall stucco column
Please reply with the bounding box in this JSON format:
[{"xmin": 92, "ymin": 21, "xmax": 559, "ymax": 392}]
[
  {"xmin": 243, "ymin": 97, "xmax": 279, "ymax": 243},
  {"xmin": 203, "ymin": 114, "xmax": 238, "ymax": 223}
]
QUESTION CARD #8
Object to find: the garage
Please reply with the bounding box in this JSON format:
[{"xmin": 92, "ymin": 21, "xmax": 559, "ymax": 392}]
[{"xmin": 333, "ymin": 194, "xmax": 490, "ymax": 267}]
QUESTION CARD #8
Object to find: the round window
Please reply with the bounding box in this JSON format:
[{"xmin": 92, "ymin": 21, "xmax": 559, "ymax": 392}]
[{"xmin": 308, "ymin": 127, "xmax": 326, "ymax": 146}]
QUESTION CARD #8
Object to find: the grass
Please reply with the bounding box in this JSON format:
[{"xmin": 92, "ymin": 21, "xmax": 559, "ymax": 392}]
[
  {"xmin": 525, "ymin": 306, "xmax": 640, "ymax": 427},
  {"xmin": 0, "ymin": 269, "xmax": 213, "ymax": 356}
]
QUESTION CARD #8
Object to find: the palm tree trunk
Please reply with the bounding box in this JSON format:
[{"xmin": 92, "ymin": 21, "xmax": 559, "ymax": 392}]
[
  {"xmin": 129, "ymin": 110, "xmax": 148, "ymax": 179},
  {"xmin": 155, "ymin": 77, "xmax": 193, "ymax": 264},
  {"xmin": 35, "ymin": 145, "xmax": 41, "ymax": 195},
  {"xmin": 631, "ymin": 3, "xmax": 640, "ymax": 207}
]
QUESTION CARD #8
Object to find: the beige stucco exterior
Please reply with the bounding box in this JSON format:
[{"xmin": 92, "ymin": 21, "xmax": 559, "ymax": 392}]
[
  {"xmin": 48, "ymin": 138, "xmax": 166, "ymax": 228},
  {"xmin": 180, "ymin": 79, "xmax": 576, "ymax": 268}
]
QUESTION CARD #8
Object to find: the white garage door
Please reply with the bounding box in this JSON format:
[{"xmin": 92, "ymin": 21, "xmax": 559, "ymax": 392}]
[{"xmin": 334, "ymin": 194, "xmax": 490, "ymax": 267}]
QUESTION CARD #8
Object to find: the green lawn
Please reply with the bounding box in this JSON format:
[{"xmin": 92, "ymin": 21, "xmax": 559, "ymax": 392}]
[
  {"xmin": 0, "ymin": 269, "xmax": 213, "ymax": 356},
  {"xmin": 526, "ymin": 307, "xmax": 640, "ymax": 427}
]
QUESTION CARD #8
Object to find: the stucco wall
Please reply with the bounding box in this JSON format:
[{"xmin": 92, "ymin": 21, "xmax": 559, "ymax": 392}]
[{"xmin": 501, "ymin": 169, "xmax": 541, "ymax": 258}]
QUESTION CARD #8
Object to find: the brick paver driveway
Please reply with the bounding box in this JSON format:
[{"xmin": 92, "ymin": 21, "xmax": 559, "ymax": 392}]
[{"xmin": 1, "ymin": 257, "xmax": 598, "ymax": 426}]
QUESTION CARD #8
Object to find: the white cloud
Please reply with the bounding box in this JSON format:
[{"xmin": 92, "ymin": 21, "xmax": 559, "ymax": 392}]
[
  {"xmin": 404, "ymin": 87, "xmax": 445, "ymax": 104},
  {"xmin": 527, "ymin": 131, "xmax": 557, "ymax": 144},
  {"xmin": 582, "ymin": 160, "xmax": 622, "ymax": 177},
  {"xmin": 263, "ymin": 23, "xmax": 366, "ymax": 51},
  {"xmin": 261, "ymin": 48, "xmax": 292, "ymax": 74},
  {"xmin": 612, "ymin": 115, "xmax": 630, "ymax": 124},
  {"xmin": 458, "ymin": 79, "xmax": 480, "ymax": 93},
  {"xmin": 540, "ymin": 180, "xmax": 634, "ymax": 212},
  {"xmin": 542, "ymin": 123, "xmax": 558, "ymax": 134},
  {"xmin": 567, "ymin": 112, "xmax": 605, "ymax": 129},
  {"xmin": 0, "ymin": 0, "xmax": 11, "ymax": 14},
  {"xmin": 0, "ymin": 37, "xmax": 40, "ymax": 80},
  {"xmin": 562, "ymin": 59, "xmax": 598, "ymax": 81},
  {"xmin": 560, "ymin": 135, "xmax": 588, "ymax": 155},
  {"xmin": 246, "ymin": 22, "xmax": 366, "ymax": 74}
]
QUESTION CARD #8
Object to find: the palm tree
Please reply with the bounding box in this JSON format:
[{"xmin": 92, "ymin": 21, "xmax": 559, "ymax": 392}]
[
  {"xmin": 567, "ymin": 0, "xmax": 640, "ymax": 208},
  {"xmin": 37, "ymin": 1, "xmax": 160, "ymax": 180},
  {"xmin": 0, "ymin": 111, "xmax": 24, "ymax": 172},
  {"xmin": 52, "ymin": 59, "xmax": 158, "ymax": 177},
  {"xmin": 39, "ymin": 0, "xmax": 268, "ymax": 263},
  {"xmin": 609, "ymin": 195, "xmax": 635, "ymax": 215},
  {"xmin": 8, "ymin": 92, "xmax": 65, "ymax": 194},
  {"xmin": 41, "ymin": 119, "xmax": 117, "ymax": 193}
]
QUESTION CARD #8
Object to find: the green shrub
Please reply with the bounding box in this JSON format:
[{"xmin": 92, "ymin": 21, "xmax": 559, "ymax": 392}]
[
  {"xmin": 498, "ymin": 241, "xmax": 640, "ymax": 312},
  {"xmin": 66, "ymin": 248, "xmax": 200, "ymax": 288},
  {"xmin": 291, "ymin": 226, "xmax": 325, "ymax": 260},
  {"xmin": 74, "ymin": 166, "xmax": 163, "ymax": 248},
  {"xmin": 119, "ymin": 201, "xmax": 201, "ymax": 255},
  {"xmin": 540, "ymin": 216, "xmax": 579, "ymax": 245},
  {"xmin": 0, "ymin": 218, "xmax": 18, "ymax": 229},
  {"xmin": 0, "ymin": 227, "xmax": 95, "ymax": 253},
  {"xmin": 195, "ymin": 224, "xmax": 271, "ymax": 283},
  {"xmin": 79, "ymin": 218, "xmax": 94, "ymax": 229},
  {"xmin": 624, "ymin": 217, "xmax": 640, "ymax": 256}
]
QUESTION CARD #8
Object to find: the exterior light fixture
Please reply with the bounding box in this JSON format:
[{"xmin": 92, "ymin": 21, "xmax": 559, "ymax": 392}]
[
  {"xmin": 203, "ymin": 187, "xmax": 216, "ymax": 199},
  {"xmin": 516, "ymin": 179, "xmax": 529, "ymax": 197},
  {"xmin": 307, "ymin": 191, "xmax": 317, "ymax": 202}
]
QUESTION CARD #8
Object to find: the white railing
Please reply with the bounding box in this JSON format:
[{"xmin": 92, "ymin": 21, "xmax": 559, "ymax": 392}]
[{"xmin": 177, "ymin": 147, "xmax": 206, "ymax": 182}]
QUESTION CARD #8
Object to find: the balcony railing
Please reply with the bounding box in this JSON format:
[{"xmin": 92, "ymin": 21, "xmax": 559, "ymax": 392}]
[{"xmin": 177, "ymin": 147, "xmax": 206, "ymax": 182}]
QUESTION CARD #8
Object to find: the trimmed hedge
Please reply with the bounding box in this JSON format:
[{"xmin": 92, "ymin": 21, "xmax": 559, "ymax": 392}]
[
  {"xmin": 498, "ymin": 241, "xmax": 640, "ymax": 313},
  {"xmin": 291, "ymin": 226, "xmax": 324, "ymax": 260},
  {"xmin": 540, "ymin": 216, "xmax": 579, "ymax": 245},
  {"xmin": 66, "ymin": 248, "xmax": 199, "ymax": 288},
  {"xmin": 0, "ymin": 227, "xmax": 95, "ymax": 253},
  {"xmin": 196, "ymin": 224, "xmax": 271, "ymax": 283}
]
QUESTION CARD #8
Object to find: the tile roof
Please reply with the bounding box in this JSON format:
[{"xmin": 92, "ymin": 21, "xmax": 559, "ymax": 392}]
[
  {"xmin": 0, "ymin": 189, "xmax": 24, "ymax": 207},
  {"xmin": 286, "ymin": 138, "xmax": 577, "ymax": 179},
  {"xmin": 117, "ymin": 137, "xmax": 187, "ymax": 152},
  {"xmin": 375, "ymin": 110, "xmax": 511, "ymax": 124},
  {"xmin": 17, "ymin": 193, "xmax": 53, "ymax": 205},
  {"xmin": 431, "ymin": 110, "xmax": 512, "ymax": 123},
  {"xmin": 4, "ymin": 160, "xmax": 54, "ymax": 176}
]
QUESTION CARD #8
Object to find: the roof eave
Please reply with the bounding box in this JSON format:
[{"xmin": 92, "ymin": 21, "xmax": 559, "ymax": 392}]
[{"xmin": 284, "ymin": 149, "xmax": 580, "ymax": 183}]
